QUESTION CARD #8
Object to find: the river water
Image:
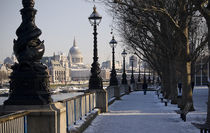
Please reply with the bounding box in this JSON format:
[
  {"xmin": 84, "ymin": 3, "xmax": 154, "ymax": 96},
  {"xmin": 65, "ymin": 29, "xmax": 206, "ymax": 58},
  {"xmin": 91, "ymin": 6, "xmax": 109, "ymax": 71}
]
[{"xmin": 0, "ymin": 92, "xmax": 83, "ymax": 105}]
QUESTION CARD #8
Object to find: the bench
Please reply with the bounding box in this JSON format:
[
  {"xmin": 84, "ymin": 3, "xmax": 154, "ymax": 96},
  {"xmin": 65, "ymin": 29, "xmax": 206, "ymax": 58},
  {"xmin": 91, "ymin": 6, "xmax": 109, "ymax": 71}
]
[
  {"xmin": 175, "ymin": 102, "xmax": 192, "ymax": 122},
  {"xmin": 192, "ymin": 123, "xmax": 210, "ymax": 133}
]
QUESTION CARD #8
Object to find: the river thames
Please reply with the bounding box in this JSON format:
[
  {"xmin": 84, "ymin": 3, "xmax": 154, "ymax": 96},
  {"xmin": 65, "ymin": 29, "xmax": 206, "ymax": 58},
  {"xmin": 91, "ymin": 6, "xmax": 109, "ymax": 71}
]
[{"xmin": 0, "ymin": 92, "xmax": 83, "ymax": 105}]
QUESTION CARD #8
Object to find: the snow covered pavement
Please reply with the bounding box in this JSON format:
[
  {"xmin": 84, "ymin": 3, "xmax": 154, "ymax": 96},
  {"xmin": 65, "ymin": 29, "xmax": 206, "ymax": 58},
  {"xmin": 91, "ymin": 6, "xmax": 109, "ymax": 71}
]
[{"xmin": 84, "ymin": 87, "xmax": 208, "ymax": 133}]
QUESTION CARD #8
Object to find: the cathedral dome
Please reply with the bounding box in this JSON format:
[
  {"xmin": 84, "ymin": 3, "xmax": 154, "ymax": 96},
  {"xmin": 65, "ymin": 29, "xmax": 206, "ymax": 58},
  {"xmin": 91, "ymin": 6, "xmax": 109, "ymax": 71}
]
[
  {"xmin": 68, "ymin": 38, "xmax": 83, "ymax": 64},
  {"xmin": 69, "ymin": 45, "xmax": 82, "ymax": 58}
]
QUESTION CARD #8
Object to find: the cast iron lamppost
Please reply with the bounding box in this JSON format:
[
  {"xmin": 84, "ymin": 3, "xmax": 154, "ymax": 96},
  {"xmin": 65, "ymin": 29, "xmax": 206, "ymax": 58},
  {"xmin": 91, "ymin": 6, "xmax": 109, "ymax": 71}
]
[
  {"xmin": 121, "ymin": 49, "xmax": 127, "ymax": 84},
  {"xmin": 109, "ymin": 36, "xmax": 118, "ymax": 86},
  {"xmin": 4, "ymin": 0, "xmax": 52, "ymax": 105},
  {"xmin": 138, "ymin": 59, "xmax": 141, "ymax": 82},
  {"xmin": 130, "ymin": 55, "xmax": 135, "ymax": 84},
  {"xmin": 143, "ymin": 67, "xmax": 146, "ymax": 83},
  {"xmin": 152, "ymin": 71, "xmax": 155, "ymax": 85},
  {"xmin": 88, "ymin": 5, "xmax": 103, "ymax": 90},
  {"xmin": 143, "ymin": 66, "xmax": 148, "ymax": 95},
  {"xmin": 148, "ymin": 69, "xmax": 151, "ymax": 84}
]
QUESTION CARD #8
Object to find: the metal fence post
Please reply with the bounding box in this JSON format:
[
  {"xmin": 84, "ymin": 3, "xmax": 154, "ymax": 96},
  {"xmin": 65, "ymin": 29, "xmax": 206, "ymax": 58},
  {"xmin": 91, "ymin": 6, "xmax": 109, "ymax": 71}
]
[
  {"xmin": 24, "ymin": 116, "xmax": 27, "ymax": 133},
  {"xmin": 66, "ymin": 101, "xmax": 69, "ymax": 131},
  {"xmin": 85, "ymin": 95, "xmax": 87, "ymax": 116},
  {"xmin": 89, "ymin": 94, "xmax": 91, "ymax": 113},
  {"xmin": 74, "ymin": 99, "xmax": 76, "ymax": 124},
  {"xmin": 80, "ymin": 97, "xmax": 82, "ymax": 120}
]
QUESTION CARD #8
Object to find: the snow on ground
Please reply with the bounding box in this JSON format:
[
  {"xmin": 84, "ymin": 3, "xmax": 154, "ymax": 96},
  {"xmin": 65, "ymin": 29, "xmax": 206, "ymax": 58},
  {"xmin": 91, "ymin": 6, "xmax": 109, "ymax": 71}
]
[{"xmin": 84, "ymin": 86, "xmax": 208, "ymax": 133}]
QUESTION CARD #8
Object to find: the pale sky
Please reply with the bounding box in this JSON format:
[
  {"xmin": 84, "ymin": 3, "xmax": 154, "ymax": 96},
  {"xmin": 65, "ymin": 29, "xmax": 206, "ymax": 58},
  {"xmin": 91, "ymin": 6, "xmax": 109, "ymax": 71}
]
[{"xmin": 0, "ymin": 0, "xmax": 124, "ymax": 65}]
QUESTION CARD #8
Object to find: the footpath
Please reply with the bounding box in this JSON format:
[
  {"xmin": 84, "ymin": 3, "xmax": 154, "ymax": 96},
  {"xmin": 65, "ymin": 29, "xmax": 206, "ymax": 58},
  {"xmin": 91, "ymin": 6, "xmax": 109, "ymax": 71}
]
[{"xmin": 84, "ymin": 87, "xmax": 208, "ymax": 133}]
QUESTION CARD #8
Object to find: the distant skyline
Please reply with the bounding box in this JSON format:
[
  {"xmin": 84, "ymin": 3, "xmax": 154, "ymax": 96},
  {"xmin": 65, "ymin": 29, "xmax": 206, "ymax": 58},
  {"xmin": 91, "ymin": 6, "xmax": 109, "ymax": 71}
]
[{"xmin": 0, "ymin": 0, "xmax": 125, "ymax": 65}]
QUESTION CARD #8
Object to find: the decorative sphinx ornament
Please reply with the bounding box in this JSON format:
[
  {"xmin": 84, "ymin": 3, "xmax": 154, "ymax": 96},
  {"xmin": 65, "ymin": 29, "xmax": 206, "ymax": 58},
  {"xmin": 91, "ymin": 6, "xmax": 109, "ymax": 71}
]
[{"xmin": 4, "ymin": 0, "xmax": 52, "ymax": 105}]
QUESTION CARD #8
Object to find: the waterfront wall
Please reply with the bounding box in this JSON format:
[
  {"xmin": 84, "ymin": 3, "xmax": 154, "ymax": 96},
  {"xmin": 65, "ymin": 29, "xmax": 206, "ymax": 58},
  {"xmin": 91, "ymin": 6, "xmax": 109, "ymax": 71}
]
[{"xmin": 0, "ymin": 85, "xmax": 128, "ymax": 133}]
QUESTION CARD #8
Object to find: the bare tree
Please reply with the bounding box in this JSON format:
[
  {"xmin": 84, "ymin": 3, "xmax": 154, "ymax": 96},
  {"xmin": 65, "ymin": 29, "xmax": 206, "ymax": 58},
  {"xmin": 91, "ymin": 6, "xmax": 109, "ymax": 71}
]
[{"xmin": 104, "ymin": 0, "xmax": 208, "ymax": 110}]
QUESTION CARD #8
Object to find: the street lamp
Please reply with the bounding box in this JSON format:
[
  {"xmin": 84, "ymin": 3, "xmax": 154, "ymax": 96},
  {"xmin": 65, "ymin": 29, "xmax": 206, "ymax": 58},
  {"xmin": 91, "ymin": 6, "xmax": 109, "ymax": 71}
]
[
  {"xmin": 130, "ymin": 55, "xmax": 135, "ymax": 84},
  {"xmin": 4, "ymin": 0, "xmax": 52, "ymax": 105},
  {"xmin": 148, "ymin": 69, "xmax": 151, "ymax": 84},
  {"xmin": 88, "ymin": 5, "xmax": 103, "ymax": 90},
  {"xmin": 143, "ymin": 67, "xmax": 146, "ymax": 83},
  {"xmin": 121, "ymin": 49, "xmax": 127, "ymax": 84},
  {"xmin": 143, "ymin": 66, "xmax": 148, "ymax": 95},
  {"xmin": 138, "ymin": 59, "xmax": 141, "ymax": 82},
  {"xmin": 152, "ymin": 72, "xmax": 155, "ymax": 85},
  {"xmin": 109, "ymin": 36, "xmax": 118, "ymax": 86}
]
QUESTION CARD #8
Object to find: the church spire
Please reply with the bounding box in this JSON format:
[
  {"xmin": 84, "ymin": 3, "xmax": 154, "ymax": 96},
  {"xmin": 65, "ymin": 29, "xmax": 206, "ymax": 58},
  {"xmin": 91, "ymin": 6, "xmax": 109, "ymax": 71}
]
[{"xmin": 73, "ymin": 37, "xmax": 76, "ymax": 47}]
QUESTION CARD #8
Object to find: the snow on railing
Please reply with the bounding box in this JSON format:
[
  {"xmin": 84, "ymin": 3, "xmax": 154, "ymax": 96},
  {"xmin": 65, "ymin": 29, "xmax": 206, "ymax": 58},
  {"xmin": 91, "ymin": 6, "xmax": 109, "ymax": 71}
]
[{"xmin": 60, "ymin": 92, "xmax": 96, "ymax": 131}]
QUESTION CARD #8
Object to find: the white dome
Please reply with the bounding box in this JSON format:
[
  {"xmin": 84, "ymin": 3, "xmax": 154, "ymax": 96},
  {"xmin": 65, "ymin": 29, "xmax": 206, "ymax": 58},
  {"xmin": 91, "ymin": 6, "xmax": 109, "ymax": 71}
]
[
  {"xmin": 68, "ymin": 38, "xmax": 83, "ymax": 64},
  {"xmin": 69, "ymin": 46, "xmax": 83, "ymax": 58}
]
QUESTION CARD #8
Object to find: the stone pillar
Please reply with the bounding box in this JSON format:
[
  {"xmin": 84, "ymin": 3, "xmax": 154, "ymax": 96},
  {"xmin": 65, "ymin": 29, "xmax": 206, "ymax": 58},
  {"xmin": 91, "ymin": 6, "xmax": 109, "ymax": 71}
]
[
  {"xmin": 137, "ymin": 82, "xmax": 142, "ymax": 91},
  {"xmin": 130, "ymin": 83, "xmax": 136, "ymax": 91},
  {"xmin": 51, "ymin": 103, "xmax": 67, "ymax": 133},
  {"xmin": 121, "ymin": 84, "xmax": 129, "ymax": 94},
  {"xmin": 0, "ymin": 102, "xmax": 66, "ymax": 133},
  {"xmin": 113, "ymin": 85, "xmax": 120, "ymax": 100},
  {"xmin": 90, "ymin": 89, "xmax": 108, "ymax": 113},
  {"xmin": 27, "ymin": 111, "xmax": 57, "ymax": 133}
]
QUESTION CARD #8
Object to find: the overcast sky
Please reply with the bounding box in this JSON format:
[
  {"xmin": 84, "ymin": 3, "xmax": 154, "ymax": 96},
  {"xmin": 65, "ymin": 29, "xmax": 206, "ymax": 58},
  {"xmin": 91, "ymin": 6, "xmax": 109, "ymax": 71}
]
[{"xmin": 0, "ymin": 0, "xmax": 124, "ymax": 65}]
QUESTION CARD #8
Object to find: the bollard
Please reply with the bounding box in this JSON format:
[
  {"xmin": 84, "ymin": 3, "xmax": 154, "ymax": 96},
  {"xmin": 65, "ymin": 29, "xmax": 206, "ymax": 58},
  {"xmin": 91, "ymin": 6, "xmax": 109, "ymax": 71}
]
[
  {"xmin": 24, "ymin": 116, "xmax": 27, "ymax": 133},
  {"xmin": 165, "ymin": 101, "xmax": 167, "ymax": 106}
]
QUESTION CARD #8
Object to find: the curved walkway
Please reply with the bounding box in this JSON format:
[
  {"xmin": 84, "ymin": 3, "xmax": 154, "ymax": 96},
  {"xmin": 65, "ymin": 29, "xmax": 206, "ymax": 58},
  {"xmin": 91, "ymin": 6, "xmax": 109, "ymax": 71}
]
[{"xmin": 84, "ymin": 88, "xmax": 208, "ymax": 133}]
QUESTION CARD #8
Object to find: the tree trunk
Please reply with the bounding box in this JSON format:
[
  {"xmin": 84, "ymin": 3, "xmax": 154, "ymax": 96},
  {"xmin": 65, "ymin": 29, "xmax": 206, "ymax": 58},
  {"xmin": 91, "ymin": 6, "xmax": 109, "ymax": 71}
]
[
  {"xmin": 203, "ymin": 14, "xmax": 210, "ymax": 125},
  {"xmin": 161, "ymin": 59, "xmax": 171, "ymax": 99},
  {"xmin": 181, "ymin": 27, "xmax": 195, "ymax": 111},
  {"xmin": 169, "ymin": 59, "xmax": 178, "ymax": 104}
]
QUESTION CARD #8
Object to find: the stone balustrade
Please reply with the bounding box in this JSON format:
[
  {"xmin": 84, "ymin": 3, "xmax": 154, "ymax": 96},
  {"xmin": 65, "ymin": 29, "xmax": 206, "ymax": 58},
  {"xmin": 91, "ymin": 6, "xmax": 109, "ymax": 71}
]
[
  {"xmin": 106, "ymin": 86, "xmax": 115, "ymax": 102},
  {"xmin": 59, "ymin": 92, "xmax": 96, "ymax": 131},
  {"xmin": 0, "ymin": 111, "xmax": 29, "ymax": 133},
  {"xmin": 0, "ymin": 85, "xmax": 131, "ymax": 133}
]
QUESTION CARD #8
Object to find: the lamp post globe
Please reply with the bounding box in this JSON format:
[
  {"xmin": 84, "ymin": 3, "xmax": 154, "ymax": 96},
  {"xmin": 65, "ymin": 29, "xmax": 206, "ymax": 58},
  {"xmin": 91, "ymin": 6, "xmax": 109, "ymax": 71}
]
[
  {"xmin": 109, "ymin": 36, "xmax": 118, "ymax": 86},
  {"xmin": 88, "ymin": 5, "xmax": 103, "ymax": 90},
  {"xmin": 121, "ymin": 49, "xmax": 127, "ymax": 84},
  {"xmin": 130, "ymin": 55, "xmax": 135, "ymax": 84}
]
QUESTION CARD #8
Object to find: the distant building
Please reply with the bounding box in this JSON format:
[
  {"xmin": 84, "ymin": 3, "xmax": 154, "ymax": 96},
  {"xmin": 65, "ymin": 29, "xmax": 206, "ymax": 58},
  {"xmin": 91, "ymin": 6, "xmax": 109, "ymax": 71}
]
[
  {"xmin": 115, "ymin": 61, "xmax": 122, "ymax": 70},
  {"xmin": 3, "ymin": 53, "xmax": 17, "ymax": 65},
  {"xmin": 68, "ymin": 38, "xmax": 90, "ymax": 81},
  {"xmin": 194, "ymin": 55, "xmax": 209, "ymax": 86},
  {"xmin": 70, "ymin": 68, "xmax": 90, "ymax": 81},
  {"xmin": 41, "ymin": 37, "xmax": 90, "ymax": 84},
  {"xmin": 0, "ymin": 64, "xmax": 8, "ymax": 73},
  {"xmin": 1, "ymin": 54, "xmax": 16, "ymax": 81},
  {"xmin": 101, "ymin": 60, "xmax": 122, "ymax": 70},
  {"xmin": 42, "ymin": 53, "xmax": 71, "ymax": 84},
  {"xmin": 48, "ymin": 60, "xmax": 68, "ymax": 84},
  {"xmin": 0, "ymin": 63, "xmax": 11, "ymax": 84},
  {"xmin": 100, "ymin": 69, "xmax": 110, "ymax": 81},
  {"xmin": 68, "ymin": 38, "xmax": 83, "ymax": 65},
  {"xmin": 129, "ymin": 55, "xmax": 138, "ymax": 68},
  {"xmin": 101, "ymin": 60, "xmax": 111, "ymax": 69}
]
